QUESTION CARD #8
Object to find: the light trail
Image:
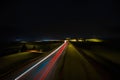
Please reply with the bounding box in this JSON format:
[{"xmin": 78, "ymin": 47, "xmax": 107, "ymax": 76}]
[
  {"xmin": 34, "ymin": 42, "xmax": 67, "ymax": 80},
  {"xmin": 15, "ymin": 41, "xmax": 67, "ymax": 80}
]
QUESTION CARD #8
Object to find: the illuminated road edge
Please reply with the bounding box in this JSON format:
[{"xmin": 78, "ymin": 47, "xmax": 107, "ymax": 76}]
[
  {"xmin": 15, "ymin": 40, "xmax": 67, "ymax": 80},
  {"xmin": 34, "ymin": 40, "xmax": 68, "ymax": 80}
]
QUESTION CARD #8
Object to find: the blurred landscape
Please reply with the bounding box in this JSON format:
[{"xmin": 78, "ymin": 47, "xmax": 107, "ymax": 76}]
[
  {"xmin": 0, "ymin": 41, "xmax": 63, "ymax": 80},
  {"xmin": 0, "ymin": 38, "xmax": 120, "ymax": 80}
]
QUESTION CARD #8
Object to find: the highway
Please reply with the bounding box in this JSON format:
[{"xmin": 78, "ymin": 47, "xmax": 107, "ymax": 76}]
[
  {"xmin": 14, "ymin": 41, "xmax": 68, "ymax": 80},
  {"xmin": 52, "ymin": 42, "xmax": 120, "ymax": 80},
  {"xmin": 53, "ymin": 43, "xmax": 101, "ymax": 80},
  {"xmin": 0, "ymin": 40, "xmax": 120, "ymax": 80}
]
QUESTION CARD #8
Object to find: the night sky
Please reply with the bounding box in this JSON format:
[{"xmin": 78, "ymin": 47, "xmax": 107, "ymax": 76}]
[{"xmin": 0, "ymin": 0, "xmax": 120, "ymax": 41}]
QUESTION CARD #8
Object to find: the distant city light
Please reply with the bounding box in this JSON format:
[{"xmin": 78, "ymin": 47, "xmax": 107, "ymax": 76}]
[
  {"xmin": 85, "ymin": 38, "xmax": 103, "ymax": 42},
  {"xmin": 66, "ymin": 37, "xmax": 70, "ymax": 40},
  {"xmin": 35, "ymin": 39, "xmax": 62, "ymax": 42},
  {"xmin": 15, "ymin": 39, "xmax": 22, "ymax": 41},
  {"xmin": 70, "ymin": 39, "xmax": 77, "ymax": 42},
  {"xmin": 78, "ymin": 38, "xmax": 84, "ymax": 42},
  {"xmin": 78, "ymin": 39, "xmax": 83, "ymax": 42}
]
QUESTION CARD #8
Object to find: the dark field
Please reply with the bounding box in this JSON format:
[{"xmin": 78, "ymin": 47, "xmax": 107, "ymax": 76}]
[
  {"xmin": 0, "ymin": 41, "xmax": 63, "ymax": 79},
  {"xmin": 0, "ymin": 41, "xmax": 63, "ymax": 56}
]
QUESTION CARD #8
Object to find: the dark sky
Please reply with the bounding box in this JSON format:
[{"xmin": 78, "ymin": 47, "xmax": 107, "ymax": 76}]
[{"xmin": 0, "ymin": 0, "xmax": 120, "ymax": 41}]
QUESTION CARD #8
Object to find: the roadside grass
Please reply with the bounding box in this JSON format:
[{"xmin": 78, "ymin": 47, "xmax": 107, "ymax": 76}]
[{"xmin": 0, "ymin": 42, "xmax": 62, "ymax": 78}]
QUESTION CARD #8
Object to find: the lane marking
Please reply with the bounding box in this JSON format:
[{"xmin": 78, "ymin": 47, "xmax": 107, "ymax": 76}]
[{"xmin": 15, "ymin": 41, "xmax": 66, "ymax": 80}]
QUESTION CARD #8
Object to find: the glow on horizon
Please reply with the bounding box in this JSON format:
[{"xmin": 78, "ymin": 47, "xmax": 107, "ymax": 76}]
[{"xmin": 86, "ymin": 38, "xmax": 103, "ymax": 42}]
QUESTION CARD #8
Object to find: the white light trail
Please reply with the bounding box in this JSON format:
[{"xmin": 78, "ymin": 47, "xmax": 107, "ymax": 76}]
[{"xmin": 15, "ymin": 41, "xmax": 66, "ymax": 80}]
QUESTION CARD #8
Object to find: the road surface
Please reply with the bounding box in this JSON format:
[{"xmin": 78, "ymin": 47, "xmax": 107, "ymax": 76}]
[
  {"xmin": 0, "ymin": 41, "xmax": 120, "ymax": 80},
  {"xmin": 52, "ymin": 42, "xmax": 120, "ymax": 80},
  {"xmin": 14, "ymin": 41, "xmax": 68, "ymax": 80}
]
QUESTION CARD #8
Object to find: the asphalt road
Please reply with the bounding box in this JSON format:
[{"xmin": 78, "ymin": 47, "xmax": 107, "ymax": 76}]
[
  {"xmin": 13, "ymin": 41, "xmax": 68, "ymax": 80},
  {"xmin": 0, "ymin": 41, "xmax": 120, "ymax": 80},
  {"xmin": 53, "ymin": 42, "xmax": 120, "ymax": 80},
  {"xmin": 53, "ymin": 43, "xmax": 101, "ymax": 80}
]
